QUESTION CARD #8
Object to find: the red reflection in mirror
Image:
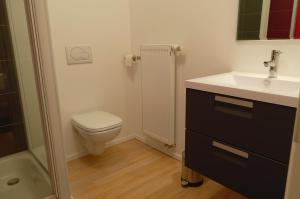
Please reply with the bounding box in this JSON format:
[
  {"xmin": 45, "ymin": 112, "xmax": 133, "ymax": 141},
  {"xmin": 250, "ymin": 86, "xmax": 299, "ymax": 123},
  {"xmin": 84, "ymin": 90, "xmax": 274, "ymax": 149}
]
[
  {"xmin": 295, "ymin": 2, "xmax": 300, "ymax": 38},
  {"xmin": 267, "ymin": 0, "xmax": 294, "ymax": 39}
]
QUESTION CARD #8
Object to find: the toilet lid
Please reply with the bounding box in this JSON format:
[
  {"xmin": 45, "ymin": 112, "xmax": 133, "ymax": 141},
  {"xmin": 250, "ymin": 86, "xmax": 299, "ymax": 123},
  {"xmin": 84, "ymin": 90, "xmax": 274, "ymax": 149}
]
[{"xmin": 72, "ymin": 111, "xmax": 122, "ymax": 133}]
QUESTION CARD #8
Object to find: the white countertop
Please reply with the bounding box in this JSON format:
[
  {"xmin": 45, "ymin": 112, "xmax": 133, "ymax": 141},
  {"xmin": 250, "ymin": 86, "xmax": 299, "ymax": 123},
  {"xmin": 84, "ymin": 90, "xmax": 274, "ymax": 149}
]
[{"xmin": 185, "ymin": 72, "xmax": 300, "ymax": 108}]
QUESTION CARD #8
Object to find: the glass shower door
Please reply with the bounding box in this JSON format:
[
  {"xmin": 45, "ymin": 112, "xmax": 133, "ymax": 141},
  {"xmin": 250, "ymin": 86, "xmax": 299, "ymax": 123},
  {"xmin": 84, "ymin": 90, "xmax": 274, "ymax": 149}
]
[
  {"xmin": 0, "ymin": 0, "xmax": 27, "ymax": 157},
  {"xmin": 0, "ymin": 0, "xmax": 53, "ymax": 198},
  {"xmin": 5, "ymin": 0, "xmax": 49, "ymax": 169}
]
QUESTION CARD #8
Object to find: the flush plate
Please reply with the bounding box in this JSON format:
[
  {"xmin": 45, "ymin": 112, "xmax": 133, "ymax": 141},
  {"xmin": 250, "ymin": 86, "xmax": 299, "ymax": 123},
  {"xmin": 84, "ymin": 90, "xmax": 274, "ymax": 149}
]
[{"xmin": 65, "ymin": 46, "xmax": 93, "ymax": 65}]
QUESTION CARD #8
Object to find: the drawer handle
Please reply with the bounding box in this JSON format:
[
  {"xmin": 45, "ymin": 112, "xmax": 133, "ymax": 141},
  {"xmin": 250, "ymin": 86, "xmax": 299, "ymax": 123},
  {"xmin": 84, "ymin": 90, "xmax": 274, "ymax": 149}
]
[
  {"xmin": 215, "ymin": 96, "xmax": 253, "ymax": 108},
  {"xmin": 214, "ymin": 106, "xmax": 252, "ymax": 119},
  {"xmin": 212, "ymin": 141, "xmax": 249, "ymax": 159}
]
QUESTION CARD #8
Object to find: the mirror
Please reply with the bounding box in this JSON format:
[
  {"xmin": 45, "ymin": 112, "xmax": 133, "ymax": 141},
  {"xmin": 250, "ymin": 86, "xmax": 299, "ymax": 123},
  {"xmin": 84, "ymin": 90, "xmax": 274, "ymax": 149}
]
[
  {"xmin": 296, "ymin": 2, "xmax": 300, "ymax": 38},
  {"xmin": 237, "ymin": 0, "xmax": 300, "ymax": 40}
]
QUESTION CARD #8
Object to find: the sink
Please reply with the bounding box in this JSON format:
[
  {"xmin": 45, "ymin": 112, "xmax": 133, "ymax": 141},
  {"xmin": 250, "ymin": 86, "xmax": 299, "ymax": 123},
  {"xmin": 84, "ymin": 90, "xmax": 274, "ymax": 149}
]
[{"xmin": 185, "ymin": 72, "xmax": 300, "ymax": 107}]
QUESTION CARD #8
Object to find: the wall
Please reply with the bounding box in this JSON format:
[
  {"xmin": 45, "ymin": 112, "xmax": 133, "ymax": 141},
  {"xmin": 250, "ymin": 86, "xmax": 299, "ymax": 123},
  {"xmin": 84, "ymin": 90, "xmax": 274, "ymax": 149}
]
[
  {"xmin": 130, "ymin": 0, "xmax": 300, "ymax": 198},
  {"xmin": 46, "ymin": 0, "xmax": 135, "ymax": 160},
  {"xmin": 45, "ymin": 0, "xmax": 300, "ymax": 161}
]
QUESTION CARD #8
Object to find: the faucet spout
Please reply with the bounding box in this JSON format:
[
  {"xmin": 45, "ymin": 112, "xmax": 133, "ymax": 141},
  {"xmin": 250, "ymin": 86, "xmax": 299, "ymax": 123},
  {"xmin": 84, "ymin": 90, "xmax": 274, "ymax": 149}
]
[{"xmin": 264, "ymin": 50, "xmax": 282, "ymax": 78}]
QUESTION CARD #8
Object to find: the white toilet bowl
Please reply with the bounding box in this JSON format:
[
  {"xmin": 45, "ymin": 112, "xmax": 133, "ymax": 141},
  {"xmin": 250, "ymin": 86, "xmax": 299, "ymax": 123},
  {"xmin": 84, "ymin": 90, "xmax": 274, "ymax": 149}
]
[{"xmin": 71, "ymin": 111, "xmax": 122, "ymax": 155}]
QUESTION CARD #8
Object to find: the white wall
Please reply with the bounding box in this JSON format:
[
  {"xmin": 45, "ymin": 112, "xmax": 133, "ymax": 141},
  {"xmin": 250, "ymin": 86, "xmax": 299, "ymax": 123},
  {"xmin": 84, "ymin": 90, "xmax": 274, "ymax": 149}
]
[
  {"xmin": 45, "ymin": 0, "xmax": 135, "ymax": 160},
  {"xmin": 45, "ymin": 0, "xmax": 300, "ymax": 160}
]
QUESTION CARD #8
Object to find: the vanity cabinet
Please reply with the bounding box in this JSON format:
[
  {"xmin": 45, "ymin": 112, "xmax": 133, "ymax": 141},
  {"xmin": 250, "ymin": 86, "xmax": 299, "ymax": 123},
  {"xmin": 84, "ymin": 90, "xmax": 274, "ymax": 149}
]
[{"xmin": 185, "ymin": 89, "xmax": 296, "ymax": 199}]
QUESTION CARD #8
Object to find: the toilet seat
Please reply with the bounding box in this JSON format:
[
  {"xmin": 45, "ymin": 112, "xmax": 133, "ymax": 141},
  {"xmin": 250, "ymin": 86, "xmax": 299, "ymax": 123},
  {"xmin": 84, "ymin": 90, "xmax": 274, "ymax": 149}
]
[{"xmin": 72, "ymin": 111, "xmax": 122, "ymax": 133}]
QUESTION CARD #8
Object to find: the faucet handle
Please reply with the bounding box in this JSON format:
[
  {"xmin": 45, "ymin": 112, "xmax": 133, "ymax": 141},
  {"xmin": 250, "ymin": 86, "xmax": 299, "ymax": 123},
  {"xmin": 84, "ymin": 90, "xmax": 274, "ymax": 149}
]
[
  {"xmin": 272, "ymin": 50, "xmax": 282, "ymax": 55},
  {"xmin": 264, "ymin": 61, "xmax": 270, "ymax": 67}
]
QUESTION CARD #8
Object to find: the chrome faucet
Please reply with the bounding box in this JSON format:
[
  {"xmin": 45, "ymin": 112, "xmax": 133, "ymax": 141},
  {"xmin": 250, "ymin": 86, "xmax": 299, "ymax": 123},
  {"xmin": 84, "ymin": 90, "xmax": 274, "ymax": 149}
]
[{"xmin": 264, "ymin": 50, "xmax": 282, "ymax": 78}]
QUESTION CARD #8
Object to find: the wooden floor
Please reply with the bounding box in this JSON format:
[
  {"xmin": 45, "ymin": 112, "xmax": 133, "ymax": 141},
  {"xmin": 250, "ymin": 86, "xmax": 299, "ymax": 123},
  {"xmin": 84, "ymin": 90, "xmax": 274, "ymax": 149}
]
[{"xmin": 68, "ymin": 140, "xmax": 247, "ymax": 199}]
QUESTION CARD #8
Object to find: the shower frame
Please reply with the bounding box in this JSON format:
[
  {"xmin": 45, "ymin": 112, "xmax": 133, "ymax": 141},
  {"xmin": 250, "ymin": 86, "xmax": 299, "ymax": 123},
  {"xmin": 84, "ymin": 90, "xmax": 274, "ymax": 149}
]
[{"xmin": 22, "ymin": 0, "xmax": 71, "ymax": 198}]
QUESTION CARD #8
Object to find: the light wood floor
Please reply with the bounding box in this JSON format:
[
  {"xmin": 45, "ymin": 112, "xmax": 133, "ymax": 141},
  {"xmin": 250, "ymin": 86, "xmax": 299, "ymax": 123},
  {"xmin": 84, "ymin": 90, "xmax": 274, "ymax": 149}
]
[{"xmin": 68, "ymin": 140, "xmax": 247, "ymax": 199}]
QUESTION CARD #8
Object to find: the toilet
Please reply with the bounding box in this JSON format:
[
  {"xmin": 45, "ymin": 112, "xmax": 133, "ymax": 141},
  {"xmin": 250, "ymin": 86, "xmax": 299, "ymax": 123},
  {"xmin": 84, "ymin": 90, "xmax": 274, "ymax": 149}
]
[{"xmin": 71, "ymin": 111, "xmax": 122, "ymax": 155}]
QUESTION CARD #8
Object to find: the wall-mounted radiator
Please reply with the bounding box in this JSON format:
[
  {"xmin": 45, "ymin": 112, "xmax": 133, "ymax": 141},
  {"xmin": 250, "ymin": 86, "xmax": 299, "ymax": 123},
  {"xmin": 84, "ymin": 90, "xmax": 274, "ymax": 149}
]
[{"xmin": 140, "ymin": 45, "xmax": 180, "ymax": 146}]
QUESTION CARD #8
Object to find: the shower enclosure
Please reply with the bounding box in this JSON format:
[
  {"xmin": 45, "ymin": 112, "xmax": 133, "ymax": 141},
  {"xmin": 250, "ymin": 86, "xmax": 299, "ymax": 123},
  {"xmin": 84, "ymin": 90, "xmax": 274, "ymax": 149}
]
[{"xmin": 0, "ymin": 0, "xmax": 69, "ymax": 198}]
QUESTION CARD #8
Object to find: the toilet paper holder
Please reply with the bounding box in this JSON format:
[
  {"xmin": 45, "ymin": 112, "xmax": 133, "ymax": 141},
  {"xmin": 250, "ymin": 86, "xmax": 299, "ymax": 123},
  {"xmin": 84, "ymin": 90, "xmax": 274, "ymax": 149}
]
[
  {"xmin": 124, "ymin": 54, "xmax": 140, "ymax": 67},
  {"xmin": 132, "ymin": 55, "xmax": 141, "ymax": 62}
]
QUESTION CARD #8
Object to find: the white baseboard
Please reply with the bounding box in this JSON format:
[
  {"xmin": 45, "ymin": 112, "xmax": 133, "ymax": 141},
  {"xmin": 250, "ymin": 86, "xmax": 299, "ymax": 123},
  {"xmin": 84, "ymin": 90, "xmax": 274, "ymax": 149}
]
[
  {"xmin": 67, "ymin": 150, "xmax": 88, "ymax": 162},
  {"xmin": 43, "ymin": 195, "xmax": 56, "ymax": 199},
  {"xmin": 106, "ymin": 134, "xmax": 136, "ymax": 148},
  {"xmin": 135, "ymin": 135, "xmax": 182, "ymax": 161},
  {"xmin": 66, "ymin": 134, "xmax": 136, "ymax": 161},
  {"xmin": 66, "ymin": 134, "xmax": 182, "ymax": 162}
]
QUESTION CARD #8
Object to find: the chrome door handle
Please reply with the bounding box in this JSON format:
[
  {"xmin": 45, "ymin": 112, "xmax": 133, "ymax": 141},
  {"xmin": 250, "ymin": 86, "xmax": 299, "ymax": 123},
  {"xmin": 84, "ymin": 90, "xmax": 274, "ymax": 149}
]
[
  {"xmin": 212, "ymin": 141, "xmax": 249, "ymax": 159},
  {"xmin": 215, "ymin": 96, "xmax": 253, "ymax": 108}
]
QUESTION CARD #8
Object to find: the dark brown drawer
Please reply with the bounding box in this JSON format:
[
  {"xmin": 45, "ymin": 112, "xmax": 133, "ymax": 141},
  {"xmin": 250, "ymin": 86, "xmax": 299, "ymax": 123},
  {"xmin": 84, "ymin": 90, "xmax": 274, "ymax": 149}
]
[
  {"xmin": 185, "ymin": 131, "xmax": 288, "ymax": 199},
  {"xmin": 186, "ymin": 89, "xmax": 296, "ymax": 164}
]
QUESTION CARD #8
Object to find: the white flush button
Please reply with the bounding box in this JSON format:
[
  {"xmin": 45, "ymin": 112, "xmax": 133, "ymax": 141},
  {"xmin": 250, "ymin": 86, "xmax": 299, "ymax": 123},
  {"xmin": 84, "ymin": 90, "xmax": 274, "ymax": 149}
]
[{"xmin": 65, "ymin": 46, "xmax": 93, "ymax": 65}]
